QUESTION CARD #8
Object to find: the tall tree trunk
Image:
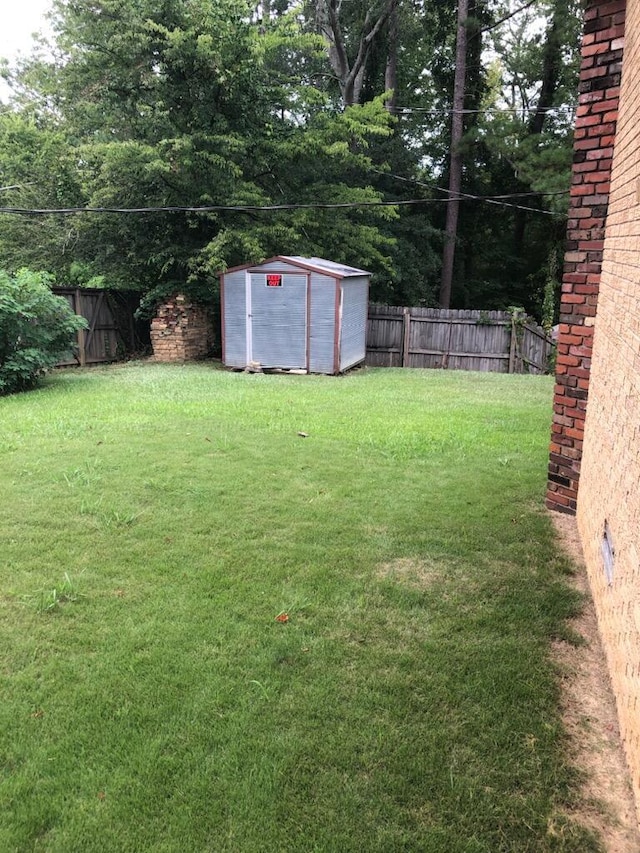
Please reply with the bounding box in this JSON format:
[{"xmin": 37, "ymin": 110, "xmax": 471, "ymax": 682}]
[
  {"xmin": 316, "ymin": 0, "xmax": 395, "ymax": 107},
  {"xmin": 456, "ymin": 0, "xmax": 485, "ymax": 298},
  {"xmin": 439, "ymin": 0, "xmax": 469, "ymax": 308},
  {"xmin": 384, "ymin": 0, "xmax": 398, "ymax": 113}
]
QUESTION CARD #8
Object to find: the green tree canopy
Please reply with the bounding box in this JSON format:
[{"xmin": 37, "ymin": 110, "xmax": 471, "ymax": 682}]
[{"xmin": 0, "ymin": 0, "xmax": 582, "ymax": 316}]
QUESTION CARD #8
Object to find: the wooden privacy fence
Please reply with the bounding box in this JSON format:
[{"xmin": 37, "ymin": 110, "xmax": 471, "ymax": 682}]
[
  {"xmin": 53, "ymin": 288, "xmax": 142, "ymax": 366},
  {"xmin": 366, "ymin": 305, "xmax": 554, "ymax": 374}
]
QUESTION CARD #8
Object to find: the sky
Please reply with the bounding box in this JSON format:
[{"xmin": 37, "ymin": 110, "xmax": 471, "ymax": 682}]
[
  {"xmin": 1, "ymin": 0, "xmax": 53, "ymax": 97},
  {"xmin": 1, "ymin": 0, "xmax": 52, "ymax": 63}
]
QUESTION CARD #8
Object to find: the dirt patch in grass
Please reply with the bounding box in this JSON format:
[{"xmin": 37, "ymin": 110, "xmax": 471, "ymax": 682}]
[
  {"xmin": 376, "ymin": 557, "xmax": 443, "ymax": 589},
  {"xmin": 551, "ymin": 511, "xmax": 640, "ymax": 853}
]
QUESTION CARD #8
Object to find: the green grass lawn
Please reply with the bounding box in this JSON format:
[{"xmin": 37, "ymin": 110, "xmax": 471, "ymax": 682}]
[{"xmin": 0, "ymin": 364, "xmax": 600, "ymax": 852}]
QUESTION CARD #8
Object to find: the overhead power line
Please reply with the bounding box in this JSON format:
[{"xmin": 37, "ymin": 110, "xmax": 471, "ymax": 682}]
[
  {"xmin": 476, "ymin": 0, "xmax": 541, "ymax": 35},
  {"xmin": 0, "ymin": 193, "xmax": 566, "ymax": 218},
  {"xmin": 433, "ymin": 185, "xmax": 561, "ymax": 215},
  {"xmin": 371, "ymin": 167, "xmax": 564, "ymax": 197},
  {"xmin": 0, "ymin": 200, "xmax": 427, "ymax": 214},
  {"xmin": 438, "ymin": 184, "xmax": 563, "ymax": 215},
  {"xmin": 371, "ymin": 168, "xmax": 569, "ymax": 212},
  {"xmin": 394, "ymin": 105, "xmax": 575, "ymax": 116}
]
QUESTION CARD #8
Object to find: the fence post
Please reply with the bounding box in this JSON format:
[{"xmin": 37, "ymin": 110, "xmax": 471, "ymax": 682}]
[
  {"xmin": 508, "ymin": 315, "xmax": 516, "ymax": 374},
  {"xmin": 402, "ymin": 308, "xmax": 411, "ymax": 367},
  {"xmin": 76, "ymin": 289, "xmax": 87, "ymax": 367},
  {"xmin": 443, "ymin": 320, "xmax": 454, "ymax": 370}
]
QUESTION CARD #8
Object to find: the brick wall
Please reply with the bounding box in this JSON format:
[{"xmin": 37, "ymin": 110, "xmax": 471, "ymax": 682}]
[
  {"xmin": 150, "ymin": 295, "xmax": 213, "ymax": 362},
  {"xmin": 547, "ymin": 0, "xmax": 625, "ymax": 512},
  {"xmin": 574, "ymin": 0, "xmax": 640, "ymax": 816}
]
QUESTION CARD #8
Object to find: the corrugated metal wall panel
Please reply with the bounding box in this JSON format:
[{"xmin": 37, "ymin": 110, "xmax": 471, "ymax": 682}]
[
  {"xmin": 339, "ymin": 276, "xmax": 368, "ymax": 371},
  {"xmin": 222, "ymin": 271, "xmax": 247, "ymax": 367},
  {"xmin": 250, "ymin": 274, "xmax": 307, "ymax": 368},
  {"xmin": 309, "ymin": 274, "xmax": 337, "ymax": 374}
]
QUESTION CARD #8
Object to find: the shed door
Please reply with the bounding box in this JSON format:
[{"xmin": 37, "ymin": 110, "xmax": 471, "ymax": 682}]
[{"xmin": 250, "ymin": 274, "xmax": 307, "ymax": 369}]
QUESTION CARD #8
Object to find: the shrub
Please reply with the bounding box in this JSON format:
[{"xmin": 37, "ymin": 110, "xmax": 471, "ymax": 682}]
[{"xmin": 0, "ymin": 269, "xmax": 87, "ymax": 395}]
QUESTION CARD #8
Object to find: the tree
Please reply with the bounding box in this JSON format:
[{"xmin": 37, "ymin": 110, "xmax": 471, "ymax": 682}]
[
  {"xmin": 0, "ymin": 268, "xmax": 87, "ymax": 394},
  {"xmin": 0, "ymin": 0, "xmax": 582, "ymax": 317},
  {"xmin": 439, "ymin": 0, "xmax": 469, "ymax": 309},
  {"xmin": 314, "ymin": 0, "xmax": 396, "ymax": 106},
  {"xmin": 430, "ymin": 0, "xmax": 580, "ymax": 313},
  {"xmin": 1, "ymin": 0, "xmax": 397, "ymax": 309},
  {"xmin": 0, "ymin": 112, "xmax": 84, "ymax": 277}
]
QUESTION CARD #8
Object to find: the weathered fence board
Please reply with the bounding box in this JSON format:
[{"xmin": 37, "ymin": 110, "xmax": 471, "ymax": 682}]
[
  {"xmin": 366, "ymin": 305, "xmax": 554, "ymax": 374},
  {"xmin": 53, "ymin": 288, "xmax": 143, "ymax": 366}
]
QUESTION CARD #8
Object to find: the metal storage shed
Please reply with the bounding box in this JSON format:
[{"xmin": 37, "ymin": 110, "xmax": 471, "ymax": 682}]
[{"xmin": 219, "ymin": 256, "xmax": 370, "ymax": 375}]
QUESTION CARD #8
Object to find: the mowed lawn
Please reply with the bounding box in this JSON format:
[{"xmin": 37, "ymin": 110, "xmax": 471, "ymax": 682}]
[{"xmin": 0, "ymin": 364, "xmax": 599, "ymax": 852}]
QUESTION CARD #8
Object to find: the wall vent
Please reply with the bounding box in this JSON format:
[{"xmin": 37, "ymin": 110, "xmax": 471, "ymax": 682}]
[{"xmin": 601, "ymin": 521, "xmax": 615, "ymax": 586}]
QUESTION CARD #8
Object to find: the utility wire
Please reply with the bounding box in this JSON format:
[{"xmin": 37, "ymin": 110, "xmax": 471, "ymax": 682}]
[
  {"xmin": 0, "ymin": 201, "xmax": 424, "ymax": 214},
  {"xmin": 476, "ymin": 0, "xmax": 541, "ymax": 35},
  {"xmin": 436, "ymin": 183, "xmax": 563, "ymax": 215},
  {"xmin": 372, "ymin": 168, "xmax": 568, "ymax": 199},
  {"xmin": 0, "ymin": 193, "xmax": 566, "ymax": 217},
  {"xmin": 394, "ymin": 105, "xmax": 574, "ymax": 115},
  {"xmin": 371, "ymin": 168, "xmax": 568, "ymax": 214},
  {"xmin": 433, "ymin": 185, "xmax": 561, "ymax": 215}
]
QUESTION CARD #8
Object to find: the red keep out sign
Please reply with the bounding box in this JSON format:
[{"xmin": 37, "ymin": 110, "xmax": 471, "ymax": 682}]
[{"xmin": 266, "ymin": 274, "xmax": 282, "ymax": 287}]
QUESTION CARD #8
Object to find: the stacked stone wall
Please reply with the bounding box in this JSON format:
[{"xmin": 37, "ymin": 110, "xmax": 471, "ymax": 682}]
[
  {"xmin": 547, "ymin": 0, "xmax": 625, "ymax": 512},
  {"xmin": 150, "ymin": 295, "xmax": 213, "ymax": 362}
]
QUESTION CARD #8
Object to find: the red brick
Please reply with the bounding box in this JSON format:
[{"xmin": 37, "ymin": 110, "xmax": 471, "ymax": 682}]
[
  {"xmin": 573, "ymin": 161, "xmax": 599, "ymax": 172},
  {"xmin": 578, "ymin": 240, "xmax": 605, "ymax": 251},
  {"xmin": 563, "ymin": 273, "xmax": 589, "ymax": 284},
  {"xmin": 557, "ymin": 354, "xmax": 582, "ymax": 366},
  {"xmin": 574, "ymin": 283, "xmax": 600, "ymax": 294},
  {"xmin": 571, "ymin": 344, "xmax": 594, "ymax": 357},
  {"xmin": 547, "ymin": 492, "xmax": 571, "ymax": 507},
  {"xmin": 570, "ymin": 184, "xmax": 595, "ymax": 196},
  {"xmin": 566, "ymin": 427, "xmax": 585, "ymax": 440},
  {"xmin": 575, "ymin": 113, "xmax": 602, "ymax": 127},
  {"xmin": 592, "ymin": 98, "xmax": 621, "ymax": 113},
  {"xmin": 582, "ymin": 41, "xmax": 613, "ymax": 57},
  {"xmin": 575, "ymin": 137, "xmax": 605, "ymax": 150},
  {"xmin": 595, "ymin": 24, "xmax": 625, "ymax": 41},
  {"xmin": 586, "ymin": 147, "xmax": 614, "ymax": 160},
  {"xmin": 586, "ymin": 125, "xmax": 616, "ymax": 137},
  {"xmin": 572, "ymin": 208, "xmax": 595, "ymax": 219},
  {"xmin": 599, "ymin": 0, "xmax": 626, "ymax": 16}
]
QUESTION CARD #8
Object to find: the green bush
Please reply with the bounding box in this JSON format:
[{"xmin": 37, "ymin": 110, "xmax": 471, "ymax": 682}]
[{"xmin": 0, "ymin": 269, "xmax": 87, "ymax": 395}]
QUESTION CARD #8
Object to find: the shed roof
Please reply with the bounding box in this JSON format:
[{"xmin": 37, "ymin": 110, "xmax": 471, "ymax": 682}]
[{"xmin": 221, "ymin": 256, "xmax": 370, "ymax": 278}]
